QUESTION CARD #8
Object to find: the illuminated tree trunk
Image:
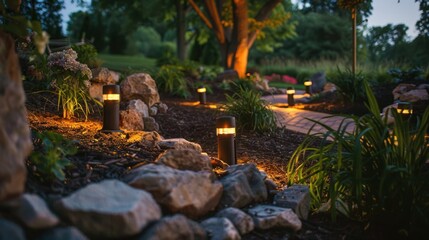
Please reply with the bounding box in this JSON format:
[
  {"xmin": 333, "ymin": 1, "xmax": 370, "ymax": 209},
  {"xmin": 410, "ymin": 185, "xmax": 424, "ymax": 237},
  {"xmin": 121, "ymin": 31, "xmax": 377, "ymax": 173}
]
[{"xmin": 188, "ymin": 0, "xmax": 281, "ymax": 78}]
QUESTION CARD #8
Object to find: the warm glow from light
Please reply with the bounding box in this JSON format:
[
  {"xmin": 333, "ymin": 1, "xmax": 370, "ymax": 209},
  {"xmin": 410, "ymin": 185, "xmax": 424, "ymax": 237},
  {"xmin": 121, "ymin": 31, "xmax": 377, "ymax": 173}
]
[
  {"xmin": 216, "ymin": 127, "xmax": 236, "ymax": 135},
  {"xmin": 103, "ymin": 94, "xmax": 120, "ymax": 101},
  {"xmin": 209, "ymin": 104, "xmax": 218, "ymax": 109},
  {"xmin": 197, "ymin": 88, "xmax": 206, "ymax": 93},
  {"xmin": 304, "ymin": 80, "xmax": 312, "ymax": 86},
  {"xmin": 286, "ymin": 89, "xmax": 295, "ymax": 95},
  {"xmin": 397, "ymin": 108, "xmax": 413, "ymax": 114}
]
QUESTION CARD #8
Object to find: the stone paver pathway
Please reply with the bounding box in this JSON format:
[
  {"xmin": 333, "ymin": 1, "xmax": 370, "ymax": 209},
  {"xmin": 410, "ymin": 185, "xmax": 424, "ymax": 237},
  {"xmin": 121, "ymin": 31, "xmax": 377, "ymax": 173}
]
[{"xmin": 262, "ymin": 94, "xmax": 355, "ymax": 135}]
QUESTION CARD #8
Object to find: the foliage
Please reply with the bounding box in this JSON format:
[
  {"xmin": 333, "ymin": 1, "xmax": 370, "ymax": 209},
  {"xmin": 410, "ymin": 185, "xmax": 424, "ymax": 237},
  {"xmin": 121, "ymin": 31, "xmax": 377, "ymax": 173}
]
[
  {"xmin": 222, "ymin": 85, "xmax": 276, "ymax": 133},
  {"xmin": 98, "ymin": 53, "xmax": 156, "ymax": 74},
  {"xmin": 47, "ymin": 48, "xmax": 95, "ymax": 119},
  {"xmin": 286, "ymin": 82, "xmax": 429, "ymax": 237},
  {"xmin": 327, "ymin": 68, "xmax": 368, "ymax": 103},
  {"xmin": 72, "ymin": 43, "xmax": 100, "ymax": 68},
  {"xmin": 387, "ymin": 67, "xmax": 425, "ymax": 83},
  {"xmin": 156, "ymin": 64, "xmax": 190, "ymax": 98},
  {"xmin": 29, "ymin": 131, "xmax": 77, "ymax": 181}
]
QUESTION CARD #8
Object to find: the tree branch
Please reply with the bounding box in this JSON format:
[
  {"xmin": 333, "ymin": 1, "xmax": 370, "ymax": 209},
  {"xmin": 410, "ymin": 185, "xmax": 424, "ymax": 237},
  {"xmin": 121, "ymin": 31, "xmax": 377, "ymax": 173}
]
[
  {"xmin": 248, "ymin": 0, "xmax": 281, "ymax": 47},
  {"xmin": 188, "ymin": 0, "xmax": 212, "ymax": 28}
]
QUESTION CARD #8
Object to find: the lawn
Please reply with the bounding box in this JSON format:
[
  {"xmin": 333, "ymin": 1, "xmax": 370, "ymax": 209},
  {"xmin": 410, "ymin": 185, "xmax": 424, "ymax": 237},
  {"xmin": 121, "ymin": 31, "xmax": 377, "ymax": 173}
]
[
  {"xmin": 98, "ymin": 54, "xmax": 157, "ymax": 74},
  {"xmin": 268, "ymin": 81, "xmax": 305, "ymax": 90}
]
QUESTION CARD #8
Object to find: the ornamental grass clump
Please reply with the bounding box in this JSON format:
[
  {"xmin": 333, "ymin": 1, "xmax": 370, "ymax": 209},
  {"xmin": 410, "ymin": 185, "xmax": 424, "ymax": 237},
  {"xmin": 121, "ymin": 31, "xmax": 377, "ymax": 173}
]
[
  {"xmin": 47, "ymin": 48, "xmax": 94, "ymax": 119},
  {"xmin": 222, "ymin": 85, "xmax": 276, "ymax": 133},
  {"xmin": 286, "ymin": 81, "xmax": 429, "ymax": 238}
]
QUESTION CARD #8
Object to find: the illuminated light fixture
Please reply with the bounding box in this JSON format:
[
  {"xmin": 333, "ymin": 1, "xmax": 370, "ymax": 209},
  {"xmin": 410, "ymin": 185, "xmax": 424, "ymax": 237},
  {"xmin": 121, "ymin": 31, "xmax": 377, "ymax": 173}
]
[
  {"xmin": 397, "ymin": 102, "xmax": 413, "ymax": 115},
  {"xmin": 197, "ymin": 87, "xmax": 206, "ymax": 105},
  {"xmin": 286, "ymin": 87, "xmax": 295, "ymax": 107},
  {"xmin": 304, "ymin": 80, "xmax": 312, "ymax": 95},
  {"xmin": 101, "ymin": 85, "xmax": 122, "ymax": 133},
  {"xmin": 216, "ymin": 116, "xmax": 236, "ymax": 165}
]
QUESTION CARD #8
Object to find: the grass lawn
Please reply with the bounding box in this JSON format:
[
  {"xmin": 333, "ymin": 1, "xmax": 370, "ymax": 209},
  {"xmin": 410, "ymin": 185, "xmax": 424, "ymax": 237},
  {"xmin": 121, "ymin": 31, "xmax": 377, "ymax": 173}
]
[
  {"xmin": 268, "ymin": 81, "xmax": 305, "ymax": 90},
  {"xmin": 98, "ymin": 54, "xmax": 157, "ymax": 74}
]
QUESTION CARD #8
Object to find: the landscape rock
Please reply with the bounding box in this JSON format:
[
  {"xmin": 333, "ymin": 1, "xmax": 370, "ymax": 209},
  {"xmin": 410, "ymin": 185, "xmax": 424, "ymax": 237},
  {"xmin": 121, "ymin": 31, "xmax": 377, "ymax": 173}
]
[
  {"xmin": 55, "ymin": 180, "xmax": 161, "ymax": 239},
  {"xmin": 155, "ymin": 102, "xmax": 169, "ymax": 114},
  {"xmin": 120, "ymin": 73, "xmax": 160, "ymax": 107},
  {"xmin": 124, "ymin": 164, "xmax": 223, "ymax": 219},
  {"xmin": 127, "ymin": 131, "xmax": 164, "ymax": 146},
  {"xmin": 0, "ymin": 31, "xmax": 32, "ymax": 203},
  {"xmin": 392, "ymin": 83, "xmax": 416, "ymax": 100},
  {"xmin": 120, "ymin": 109, "xmax": 144, "ymax": 131},
  {"xmin": 273, "ymin": 185, "xmax": 310, "ymax": 220},
  {"xmin": 215, "ymin": 207, "xmax": 254, "ymax": 235},
  {"xmin": 149, "ymin": 106, "xmax": 158, "ymax": 116},
  {"xmin": 218, "ymin": 170, "xmax": 254, "ymax": 209},
  {"xmin": 227, "ymin": 164, "xmax": 267, "ymax": 202},
  {"xmin": 15, "ymin": 194, "xmax": 59, "ymax": 229},
  {"xmin": 34, "ymin": 226, "xmax": 88, "ymax": 240},
  {"xmin": 323, "ymin": 82, "xmax": 337, "ymax": 93},
  {"xmin": 399, "ymin": 89, "xmax": 429, "ymax": 102},
  {"xmin": 143, "ymin": 117, "xmax": 160, "ymax": 131},
  {"xmin": 200, "ymin": 217, "xmax": 241, "ymax": 240},
  {"xmin": 247, "ymin": 205, "xmax": 302, "ymax": 232},
  {"xmin": 127, "ymin": 99, "xmax": 150, "ymax": 118},
  {"xmin": 138, "ymin": 214, "xmax": 207, "ymax": 240},
  {"xmin": 310, "ymin": 72, "xmax": 326, "ymax": 93},
  {"xmin": 155, "ymin": 149, "xmax": 212, "ymax": 172},
  {"xmin": 158, "ymin": 138, "xmax": 202, "ymax": 152},
  {"xmin": 0, "ymin": 218, "xmax": 25, "ymax": 240},
  {"xmin": 91, "ymin": 67, "xmax": 118, "ymax": 84},
  {"xmin": 88, "ymin": 83, "xmax": 104, "ymax": 101}
]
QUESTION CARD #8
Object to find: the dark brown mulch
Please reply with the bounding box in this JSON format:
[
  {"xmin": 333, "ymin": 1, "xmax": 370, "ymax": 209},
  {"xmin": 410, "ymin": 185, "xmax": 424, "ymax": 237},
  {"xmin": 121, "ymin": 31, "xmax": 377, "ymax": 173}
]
[{"xmin": 24, "ymin": 90, "xmax": 364, "ymax": 240}]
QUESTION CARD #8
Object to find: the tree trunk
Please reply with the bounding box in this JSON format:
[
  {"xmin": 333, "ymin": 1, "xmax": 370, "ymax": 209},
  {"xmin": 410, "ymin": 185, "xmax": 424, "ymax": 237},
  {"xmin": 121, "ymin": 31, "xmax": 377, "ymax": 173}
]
[
  {"xmin": 231, "ymin": 0, "xmax": 248, "ymax": 78},
  {"xmin": 176, "ymin": 0, "xmax": 187, "ymax": 61}
]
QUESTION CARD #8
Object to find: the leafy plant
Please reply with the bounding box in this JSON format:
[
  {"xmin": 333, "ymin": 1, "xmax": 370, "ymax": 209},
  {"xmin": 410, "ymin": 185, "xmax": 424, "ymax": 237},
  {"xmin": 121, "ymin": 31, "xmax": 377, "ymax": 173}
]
[
  {"xmin": 222, "ymin": 85, "xmax": 277, "ymax": 133},
  {"xmin": 72, "ymin": 43, "xmax": 100, "ymax": 68},
  {"xmin": 29, "ymin": 131, "xmax": 77, "ymax": 181},
  {"xmin": 47, "ymin": 48, "xmax": 97, "ymax": 119},
  {"xmin": 327, "ymin": 68, "xmax": 368, "ymax": 104},
  {"xmin": 156, "ymin": 64, "xmax": 190, "ymax": 98},
  {"xmin": 286, "ymin": 81, "xmax": 429, "ymax": 238}
]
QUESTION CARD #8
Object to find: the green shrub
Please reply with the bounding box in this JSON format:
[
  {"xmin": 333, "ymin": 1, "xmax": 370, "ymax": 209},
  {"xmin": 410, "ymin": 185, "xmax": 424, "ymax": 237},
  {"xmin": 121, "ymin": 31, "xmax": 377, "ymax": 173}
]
[
  {"xmin": 222, "ymin": 86, "xmax": 276, "ymax": 133},
  {"xmin": 156, "ymin": 65, "xmax": 190, "ymax": 98},
  {"xmin": 29, "ymin": 131, "xmax": 77, "ymax": 181},
  {"xmin": 327, "ymin": 68, "xmax": 368, "ymax": 104},
  {"xmin": 72, "ymin": 43, "xmax": 100, "ymax": 68},
  {"xmin": 286, "ymin": 82, "xmax": 429, "ymax": 238}
]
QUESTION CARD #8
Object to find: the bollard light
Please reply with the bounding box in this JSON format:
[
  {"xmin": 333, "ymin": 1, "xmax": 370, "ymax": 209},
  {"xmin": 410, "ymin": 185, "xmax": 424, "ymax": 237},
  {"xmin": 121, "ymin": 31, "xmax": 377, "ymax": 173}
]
[
  {"xmin": 397, "ymin": 102, "xmax": 413, "ymax": 115},
  {"xmin": 304, "ymin": 80, "xmax": 312, "ymax": 95},
  {"xmin": 197, "ymin": 87, "xmax": 207, "ymax": 105},
  {"xmin": 101, "ymin": 85, "xmax": 122, "ymax": 132},
  {"xmin": 216, "ymin": 116, "xmax": 236, "ymax": 165},
  {"xmin": 287, "ymin": 87, "xmax": 295, "ymax": 107}
]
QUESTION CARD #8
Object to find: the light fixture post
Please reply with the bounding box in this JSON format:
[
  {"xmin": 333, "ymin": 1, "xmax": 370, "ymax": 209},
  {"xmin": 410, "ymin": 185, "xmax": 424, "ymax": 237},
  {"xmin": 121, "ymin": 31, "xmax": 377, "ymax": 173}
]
[
  {"xmin": 304, "ymin": 80, "xmax": 312, "ymax": 95},
  {"xmin": 216, "ymin": 116, "xmax": 236, "ymax": 165},
  {"xmin": 287, "ymin": 87, "xmax": 295, "ymax": 107},
  {"xmin": 101, "ymin": 85, "xmax": 122, "ymax": 133},
  {"xmin": 197, "ymin": 87, "xmax": 206, "ymax": 105}
]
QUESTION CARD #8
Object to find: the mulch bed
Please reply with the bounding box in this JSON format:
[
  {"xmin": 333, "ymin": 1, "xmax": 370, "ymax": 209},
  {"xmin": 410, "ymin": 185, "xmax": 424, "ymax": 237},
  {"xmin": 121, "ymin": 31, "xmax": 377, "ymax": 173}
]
[{"xmin": 24, "ymin": 90, "xmax": 365, "ymax": 239}]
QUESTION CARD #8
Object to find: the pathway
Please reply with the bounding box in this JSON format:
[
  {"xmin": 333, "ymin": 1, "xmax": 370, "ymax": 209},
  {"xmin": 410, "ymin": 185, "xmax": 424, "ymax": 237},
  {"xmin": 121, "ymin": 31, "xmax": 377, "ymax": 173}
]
[{"xmin": 262, "ymin": 93, "xmax": 355, "ymax": 135}]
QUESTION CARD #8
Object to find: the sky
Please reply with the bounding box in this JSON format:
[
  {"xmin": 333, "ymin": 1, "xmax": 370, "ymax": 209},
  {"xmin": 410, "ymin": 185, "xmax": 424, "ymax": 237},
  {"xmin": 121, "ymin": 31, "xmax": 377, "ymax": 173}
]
[{"xmin": 61, "ymin": 0, "xmax": 421, "ymax": 38}]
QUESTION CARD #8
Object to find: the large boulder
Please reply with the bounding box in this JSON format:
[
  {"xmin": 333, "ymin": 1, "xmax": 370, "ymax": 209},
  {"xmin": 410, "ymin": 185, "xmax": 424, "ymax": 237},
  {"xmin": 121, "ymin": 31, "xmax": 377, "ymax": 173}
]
[
  {"xmin": 14, "ymin": 194, "xmax": 59, "ymax": 229},
  {"xmin": 310, "ymin": 72, "xmax": 326, "ymax": 93},
  {"xmin": 127, "ymin": 99, "xmax": 150, "ymax": 118},
  {"xmin": 124, "ymin": 164, "xmax": 223, "ymax": 219},
  {"xmin": 120, "ymin": 109, "xmax": 144, "ymax": 131},
  {"xmin": 55, "ymin": 180, "xmax": 161, "ymax": 239},
  {"xmin": 247, "ymin": 205, "xmax": 302, "ymax": 232},
  {"xmin": 155, "ymin": 149, "xmax": 212, "ymax": 172},
  {"xmin": 0, "ymin": 31, "xmax": 32, "ymax": 202},
  {"xmin": 121, "ymin": 73, "xmax": 160, "ymax": 107},
  {"xmin": 88, "ymin": 67, "xmax": 120, "ymax": 101},
  {"xmin": 215, "ymin": 207, "xmax": 254, "ymax": 235},
  {"xmin": 138, "ymin": 214, "xmax": 207, "ymax": 240},
  {"xmin": 273, "ymin": 185, "xmax": 311, "ymax": 220}
]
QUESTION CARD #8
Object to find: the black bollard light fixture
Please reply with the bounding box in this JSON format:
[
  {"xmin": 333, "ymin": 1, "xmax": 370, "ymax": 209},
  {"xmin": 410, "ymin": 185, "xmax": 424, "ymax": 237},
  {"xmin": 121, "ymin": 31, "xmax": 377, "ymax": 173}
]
[
  {"xmin": 197, "ymin": 87, "xmax": 207, "ymax": 105},
  {"xmin": 397, "ymin": 102, "xmax": 413, "ymax": 116},
  {"xmin": 287, "ymin": 87, "xmax": 295, "ymax": 107},
  {"xmin": 101, "ymin": 85, "xmax": 122, "ymax": 133},
  {"xmin": 216, "ymin": 116, "xmax": 236, "ymax": 165},
  {"xmin": 304, "ymin": 80, "xmax": 312, "ymax": 95}
]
